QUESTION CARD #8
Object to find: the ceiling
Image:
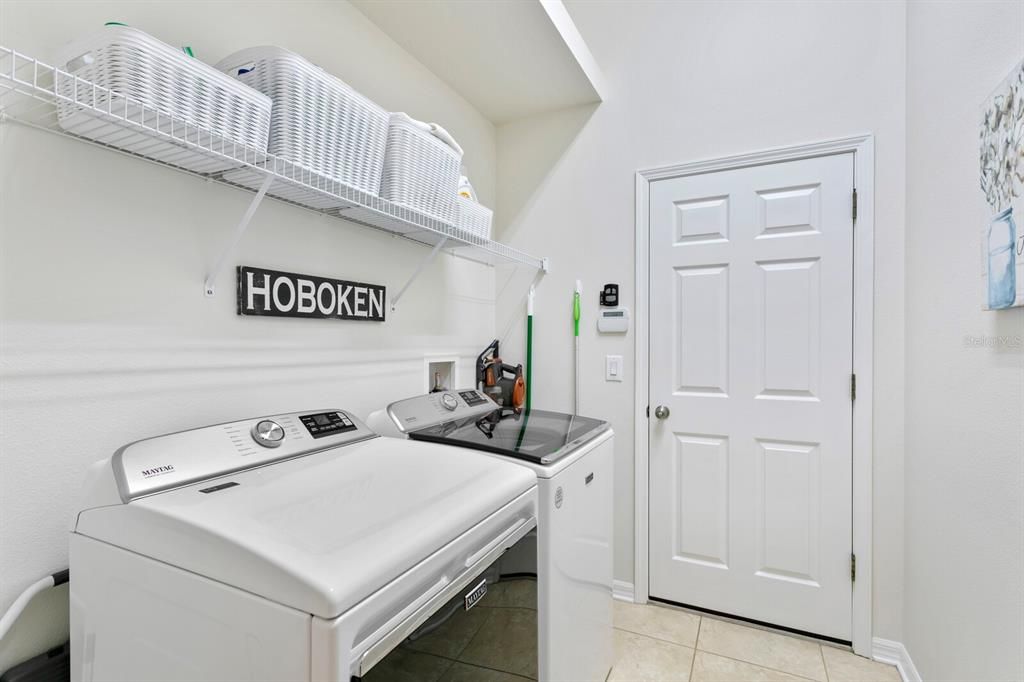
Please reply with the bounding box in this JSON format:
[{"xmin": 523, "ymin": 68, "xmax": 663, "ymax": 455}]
[{"xmin": 350, "ymin": 0, "xmax": 604, "ymax": 124}]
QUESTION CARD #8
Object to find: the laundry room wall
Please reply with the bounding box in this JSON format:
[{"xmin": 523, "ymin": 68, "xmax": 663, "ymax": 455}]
[
  {"xmin": 495, "ymin": 0, "xmax": 909, "ymax": 643},
  {"xmin": 904, "ymin": 1, "xmax": 1024, "ymax": 679},
  {"xmin": 0, "ymin": 1, "xmax": 498, "ymax": 670}
]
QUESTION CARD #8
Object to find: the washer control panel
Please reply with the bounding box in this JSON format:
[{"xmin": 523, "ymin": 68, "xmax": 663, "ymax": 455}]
[
  {"xmin": 385, "ymin": 388, "xmax": 499, "ymax": 433},
  {"xmin": 458, "ymin": 390, "xmax": 489, "ymax": 407},
  {"xmin": 299, "ymin": 411, "xmax": 356, "ymax": 439}
]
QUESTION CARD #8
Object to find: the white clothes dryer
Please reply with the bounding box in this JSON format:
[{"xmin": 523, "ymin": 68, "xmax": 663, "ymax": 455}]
[{"xmin": 70, "ymin": 408, "xmax": 538, "ymax": 682}]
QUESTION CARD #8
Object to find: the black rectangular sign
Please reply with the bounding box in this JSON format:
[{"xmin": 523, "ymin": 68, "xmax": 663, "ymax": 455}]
[{"xmin": 237, "ymin": 266, "xmax": 386, "ymax": 322}]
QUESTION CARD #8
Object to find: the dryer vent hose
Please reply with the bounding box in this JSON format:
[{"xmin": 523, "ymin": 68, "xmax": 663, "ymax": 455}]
[{"xmin": 0, "ymin": 570, "xmax": 69, "ymax": 642}]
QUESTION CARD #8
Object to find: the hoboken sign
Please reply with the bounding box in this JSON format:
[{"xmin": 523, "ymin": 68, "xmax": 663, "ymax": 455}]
[{"xmin": 237, "ymin": 266, "xmax": 386, "ymax": 322}]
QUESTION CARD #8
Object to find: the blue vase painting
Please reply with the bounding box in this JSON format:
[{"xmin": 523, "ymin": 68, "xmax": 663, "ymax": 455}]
[
  {"xmin": 980, "ymin": 59, "xmax": 1024, "ymax": 310},
  {"xmin": 987, "ymin": 207, "xmax": 1016, "ymax": 309}
]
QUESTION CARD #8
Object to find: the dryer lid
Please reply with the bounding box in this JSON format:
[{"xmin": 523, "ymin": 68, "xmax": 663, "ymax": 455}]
[{"xmin": 74, "ymin": 422, "xmax": 536, "ymax": 619}]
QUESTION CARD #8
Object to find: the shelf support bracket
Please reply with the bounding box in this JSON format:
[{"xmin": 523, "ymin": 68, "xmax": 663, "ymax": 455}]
[
  {"xmin": 204, "ymin": 174, "xmax": 274, "ymax": 297},
  {"xmin": 391, "ymin": 237, "xmax": 448, "ymax": 311}
]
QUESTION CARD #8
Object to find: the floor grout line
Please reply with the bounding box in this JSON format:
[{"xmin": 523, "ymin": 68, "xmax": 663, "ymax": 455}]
[
  {"xmin": 689, "ymin": 648, "xmax": 825, "ymax": 682},
  {"xmin": 437, "ymin": 656, "xmax": 456, "ymax": 681},
  {"xmin": 644, "ymin": 600, "xmax": 841, "ymax": 650},
  {"xmin": 613, "ymin": 620, "xmax": 822, "ymax": 682},
  {"xmin": 623, "ymin": 602, "xmax": 896, "ymax": 682},
  {"xmin": 652, "ymin": 609, "xmax": 823, "ymax": 682},
  {"xmin": 412, "ymin": 651, "xmax": 536, "ymax": 682},
  {"xmin": 688, "ymin": 616, "xmax": 702, "ymax": 681},
  {"xmin": 613, "ymin": 625, "xmax": 697, "ymax": 650},
  {"xmin": 689, "ymin": 610, "xmax": 842, "ymax": 652}
]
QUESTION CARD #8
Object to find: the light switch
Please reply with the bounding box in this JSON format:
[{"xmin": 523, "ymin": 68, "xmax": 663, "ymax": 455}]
[{"xmin": 605, "ymin": 355, "xmax": 624, "ymax": 382}]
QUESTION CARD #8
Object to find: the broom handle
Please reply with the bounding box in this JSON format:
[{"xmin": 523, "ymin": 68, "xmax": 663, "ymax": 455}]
[
  {"xmin": 573, "ymin": 281, "xmax": 581, "ymax": 414},
  {"xmin": 526, "ymin": 286, "xmax": 534, "ymax": 413}
]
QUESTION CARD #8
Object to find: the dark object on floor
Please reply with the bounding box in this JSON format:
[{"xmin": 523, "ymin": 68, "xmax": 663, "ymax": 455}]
[{"xmin": 0, "ymin": 641, "xmax": 69, "ymax": 682}]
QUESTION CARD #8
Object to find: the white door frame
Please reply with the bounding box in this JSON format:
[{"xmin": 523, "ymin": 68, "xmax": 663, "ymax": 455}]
[{"xmin": 633, "ymin": 134, "xmax": 874, "ymax": 655}]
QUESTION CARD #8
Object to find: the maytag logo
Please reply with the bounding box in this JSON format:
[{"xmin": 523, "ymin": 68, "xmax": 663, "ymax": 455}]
[
  {"xmin": 464, "ymin": 578, "xmax": 487, "ymax": 611},
  {"xmin": 141, "ymin": 465, "xmax": 175, "ymax": 478}
]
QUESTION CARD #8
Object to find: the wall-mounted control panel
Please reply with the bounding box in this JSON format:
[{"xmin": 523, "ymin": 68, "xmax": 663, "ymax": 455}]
[{"xmin": 597, "ymin": 307, "xmax": 629, "ymax": 333}]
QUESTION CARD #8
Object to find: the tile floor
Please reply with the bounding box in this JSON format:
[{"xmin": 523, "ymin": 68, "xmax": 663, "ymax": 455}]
[
  {"xmin": 364, "ymin": 578, "xmax": 539, "ymax": 682},
  {"xmin": 611, "ymin": 600, "xmax": 902, "ymax": 682},
  {"xmin": 363, "ymin": 580, "xmax": 902, "ymax": 682}
]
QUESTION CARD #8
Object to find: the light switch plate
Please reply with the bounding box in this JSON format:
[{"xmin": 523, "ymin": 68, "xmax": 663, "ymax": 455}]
[{"xmin": 605, "ymin": 355, "xmax": 624, "ymax": 382}]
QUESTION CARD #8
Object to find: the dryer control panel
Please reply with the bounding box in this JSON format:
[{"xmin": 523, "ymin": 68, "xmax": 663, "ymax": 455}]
[
  {"xmin": 112, "ymin": 409, "xmax": 374, "ymax": 502},
  {"xmin": 384, "ymin": 389, "xmax": 499, "ymax": 433},
  {"xmin": 299, "ymin": 411, "xmax": 357, "ymax": 439}
]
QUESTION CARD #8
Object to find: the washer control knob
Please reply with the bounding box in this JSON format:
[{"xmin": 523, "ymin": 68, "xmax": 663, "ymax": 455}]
[
  {"xmin": 251, "ymin": 420, "xmax": 285, "ymax": 448},
  {"xmin": 441, "ymin": 392, "xmax": 459, "ymax": 411}
]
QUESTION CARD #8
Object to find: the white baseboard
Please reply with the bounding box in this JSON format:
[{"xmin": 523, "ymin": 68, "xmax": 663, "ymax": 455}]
[
  {"xmin": 872, "ymin": 638, "xmax": 921, "ymax": 682},
  {"xmin": 612, "ymin": 580, "xmax": 635, "ymax": 603}
]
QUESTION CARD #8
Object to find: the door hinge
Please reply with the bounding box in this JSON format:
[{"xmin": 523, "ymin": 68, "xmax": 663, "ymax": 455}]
[
  {"xmin": 850, "ymin": 373, "xmax": 857, "ymax": 401},
  {"xmin": 852, "ymin": 188, "xmax": 858, "ymax": 222},
  {"xmin": 851, "ymin": 553, "xmax": 857, "ymax": 582}
]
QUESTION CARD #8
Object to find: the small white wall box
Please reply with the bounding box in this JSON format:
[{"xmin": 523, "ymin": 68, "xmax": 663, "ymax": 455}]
[
  {"xmin": 424, "ymin": 357, "xmax": 459, "ymax": 393},
  {"xmin": 597, "ymin": 307, "xmax": 629, "ymax": 333}
]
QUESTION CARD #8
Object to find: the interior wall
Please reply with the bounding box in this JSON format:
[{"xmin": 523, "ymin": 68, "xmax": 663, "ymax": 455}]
[
  {"xmin": 496, "ymin": 0, "xmax": 908, "ymax": 642},
  {"xmin": 5, "ymin": 2, "xmax": 1020, "ymax": 676},
  {"xmin": 904, "ymin": 1, "xmax": 1024, "ymax": 679},
  {"xmin": 0, "ymin": 1, "xmax": 497, "ymax": 671}
]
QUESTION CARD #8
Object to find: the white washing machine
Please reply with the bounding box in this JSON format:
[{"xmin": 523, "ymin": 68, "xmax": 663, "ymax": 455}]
[
  {"xmin": 367, "ymin": 390, "xmax": 614, "ymax": 682},
  {"xmin": 70, "ymin": 408, "xmax": 539, "ymax": 682}
]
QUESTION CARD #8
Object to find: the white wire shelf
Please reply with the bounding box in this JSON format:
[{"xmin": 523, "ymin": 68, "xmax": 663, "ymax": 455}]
[{"xmin": 0, "ymin": 44, "xmax": 548, "ymax": 273}]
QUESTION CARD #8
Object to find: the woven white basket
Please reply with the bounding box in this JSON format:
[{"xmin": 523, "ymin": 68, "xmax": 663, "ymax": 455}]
[
  {"xmin": 216, "ymin": 46, "xmax": 389, "ymax": 205},
  {"xmin": 456, "ymin": 197, "xmax": 493, "ymax": 240},
  {"xmin": 379, "ymin": 113, "xmax": 462, "ymax": 226},
  {"xmin": 53, "ymin": 26, "xmax": 272, "ymax": 173}
]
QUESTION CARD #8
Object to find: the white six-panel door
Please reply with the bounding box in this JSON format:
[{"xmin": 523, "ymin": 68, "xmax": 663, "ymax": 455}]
[{"xmin": 648, "ymin": 153, "xmax": 855, "ymax": 640}]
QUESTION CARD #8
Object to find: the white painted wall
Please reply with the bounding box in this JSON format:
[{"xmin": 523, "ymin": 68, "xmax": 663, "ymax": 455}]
[
  {"xmin": 904, "ymin": 1, "xmax": 1024, "ymax": 679},
  {"xmin": 0, "ymin": 0, "xmax": 497, "ymax": 671},
  {"xmin": 4, "ymin": 2, "xmax": 1021, "ymax": 676},
  {"xmin": 496, "ymin": 0, "xmax": 908, "ymax": 642}
]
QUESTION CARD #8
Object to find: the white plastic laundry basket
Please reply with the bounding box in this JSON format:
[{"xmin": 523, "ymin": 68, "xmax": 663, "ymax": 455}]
[
  {"xmin": 54, "ymin": 25, "xmax": 272, "ymax": 173},
  {"xmin": 456, "ymin": 197, "xmax": 493, "ymax": 240},
  {"xmin": 379, "ymin": 113, "xmax": 462, "ymax": 226},
  {"xmin": 216, "ymin": 46, "xmax": 389, "ymax": 208}
]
